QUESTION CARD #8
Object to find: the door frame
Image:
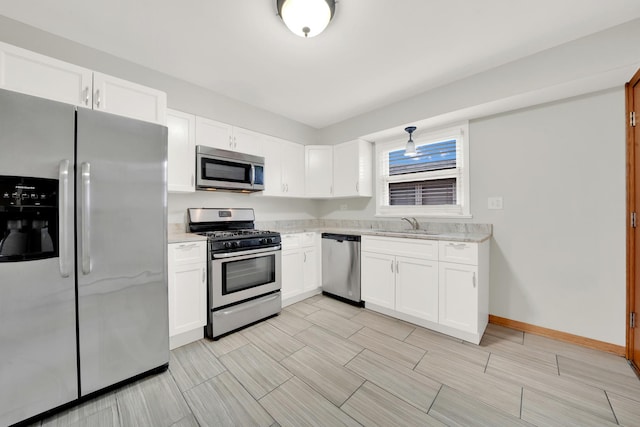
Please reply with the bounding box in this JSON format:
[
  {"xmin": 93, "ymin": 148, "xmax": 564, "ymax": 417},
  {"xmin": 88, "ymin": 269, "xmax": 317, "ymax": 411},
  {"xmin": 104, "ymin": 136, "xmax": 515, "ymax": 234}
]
[{"xmin": 626, "ymin": 68, "xmax": 640, "ymax": 372}]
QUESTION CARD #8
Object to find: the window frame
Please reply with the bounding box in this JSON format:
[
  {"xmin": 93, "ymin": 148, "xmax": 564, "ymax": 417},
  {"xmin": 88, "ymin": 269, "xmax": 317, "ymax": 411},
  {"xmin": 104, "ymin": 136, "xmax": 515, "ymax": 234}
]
[{"xmin": 375, "ymin": 122, "xmax": 471, "ymax": 218}]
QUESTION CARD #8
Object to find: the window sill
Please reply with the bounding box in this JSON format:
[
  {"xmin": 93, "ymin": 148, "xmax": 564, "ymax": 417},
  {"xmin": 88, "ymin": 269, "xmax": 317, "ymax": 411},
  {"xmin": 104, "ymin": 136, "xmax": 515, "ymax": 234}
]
[{"xmin": 375, "ymin": 212, "xmax": 473, "ymax": 219}]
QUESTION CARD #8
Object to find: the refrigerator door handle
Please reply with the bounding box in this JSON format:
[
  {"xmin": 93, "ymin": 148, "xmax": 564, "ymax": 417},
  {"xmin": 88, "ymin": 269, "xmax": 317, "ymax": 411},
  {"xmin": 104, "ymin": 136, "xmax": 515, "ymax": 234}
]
[
  {"xmin": 58, "ymin": 160, "xmax": 71, "ymax": 278},
  {"xmin": 81, "ymin": 162, "xmax": 92, "ymax": 274}
]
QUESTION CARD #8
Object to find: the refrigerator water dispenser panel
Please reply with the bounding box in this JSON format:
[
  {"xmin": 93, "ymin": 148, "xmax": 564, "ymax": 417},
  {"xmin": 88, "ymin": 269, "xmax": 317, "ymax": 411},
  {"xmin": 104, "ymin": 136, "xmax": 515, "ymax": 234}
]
[{"xmin": 0, "ymin": 175, "xmax": 58, "ymax": 262}]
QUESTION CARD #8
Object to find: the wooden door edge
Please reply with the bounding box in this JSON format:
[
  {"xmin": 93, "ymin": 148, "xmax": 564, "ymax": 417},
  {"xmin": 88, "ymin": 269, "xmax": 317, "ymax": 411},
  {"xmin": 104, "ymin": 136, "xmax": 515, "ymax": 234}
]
[{"xmin": 626, "ymin": 69, "xmax": 640, "ymax": 361}]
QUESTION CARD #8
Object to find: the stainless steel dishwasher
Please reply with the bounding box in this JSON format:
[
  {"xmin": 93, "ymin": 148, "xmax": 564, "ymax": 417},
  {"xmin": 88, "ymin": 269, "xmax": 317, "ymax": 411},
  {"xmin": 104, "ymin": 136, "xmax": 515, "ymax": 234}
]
[{"xmin": 321, "ymin": 233, "xmax": 362, "ymax": 305}]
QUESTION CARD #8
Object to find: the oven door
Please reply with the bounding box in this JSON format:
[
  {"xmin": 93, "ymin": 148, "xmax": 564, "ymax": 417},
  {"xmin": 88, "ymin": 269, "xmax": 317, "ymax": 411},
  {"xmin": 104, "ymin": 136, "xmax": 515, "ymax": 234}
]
[{"xmin": 210, "ymin": 247, "xmax": 281, "ymax": 309}]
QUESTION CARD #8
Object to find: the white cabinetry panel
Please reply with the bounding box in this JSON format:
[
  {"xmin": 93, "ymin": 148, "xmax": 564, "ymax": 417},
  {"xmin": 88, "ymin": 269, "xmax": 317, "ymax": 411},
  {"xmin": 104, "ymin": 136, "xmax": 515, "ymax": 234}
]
[
  {"xmin": 168, "ymin": 241, "xmax": 207, "ymax": 349},
  {"xmin": 167, "ymin": 109, "xmax": 196, "ymax": 193}
]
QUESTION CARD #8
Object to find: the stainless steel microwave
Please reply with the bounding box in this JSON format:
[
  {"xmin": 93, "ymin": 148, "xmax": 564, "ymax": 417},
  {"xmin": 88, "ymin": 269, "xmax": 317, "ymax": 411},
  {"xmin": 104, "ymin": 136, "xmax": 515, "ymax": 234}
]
[{"xmin": 196, "ymin": 145, "xmax": 265, "ymax": 192}]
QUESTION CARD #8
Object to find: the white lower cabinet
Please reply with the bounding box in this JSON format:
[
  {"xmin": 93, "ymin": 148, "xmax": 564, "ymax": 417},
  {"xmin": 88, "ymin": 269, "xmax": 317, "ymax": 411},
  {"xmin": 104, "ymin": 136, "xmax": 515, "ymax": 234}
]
[
  {"xmin": 281, "ymin": 232, "xmax": 321, "ymax": 306},
  {"xmin": 361, "ymin": 236, "xmax": 489, "ymax": 344},
  {"xmin": 438, "ymin": 262, "xmax": 478, "ymax": 332},
  {"xmin": 361, "ymin": 252, "xmax": 395, "ymax": 309},
  {"xmin": 168, "ymin": 241, "xmax": 207, "ymax": 349},
  {"xmin": 396, "ymin": 256, "xmax": 439, "ymax": 323}
]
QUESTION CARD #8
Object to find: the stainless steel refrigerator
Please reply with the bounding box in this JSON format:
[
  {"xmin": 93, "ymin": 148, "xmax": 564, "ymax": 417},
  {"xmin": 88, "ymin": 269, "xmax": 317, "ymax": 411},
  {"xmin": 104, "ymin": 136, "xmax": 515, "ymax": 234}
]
[{"xmin": 0, "ymin": 89, "xmax": 169, "ymax": 426}]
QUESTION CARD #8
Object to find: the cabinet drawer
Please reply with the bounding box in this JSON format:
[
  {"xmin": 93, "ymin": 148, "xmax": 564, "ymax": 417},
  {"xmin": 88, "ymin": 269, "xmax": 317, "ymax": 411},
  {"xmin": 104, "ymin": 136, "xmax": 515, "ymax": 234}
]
[
  {"xmin": 169, "ymin": 241, "xmax": 206, "ymax": 264},
  {"xmin": 281, "ymin": 233, "xmax": 301, "ymax": 250},
  {"xmin": 438, "ymin": 241, "xmax": 478, "ymax": 265},
  {"xmin": 362, "ymin": 236, "xmax": 437, "ymax": 260}
]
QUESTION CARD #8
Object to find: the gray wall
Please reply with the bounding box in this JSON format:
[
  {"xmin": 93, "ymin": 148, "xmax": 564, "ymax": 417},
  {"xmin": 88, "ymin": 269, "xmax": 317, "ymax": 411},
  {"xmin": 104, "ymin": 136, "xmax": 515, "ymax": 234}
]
[{"xmin": 319, "ymin": 88, "xmax": 626, "ymax": 345}]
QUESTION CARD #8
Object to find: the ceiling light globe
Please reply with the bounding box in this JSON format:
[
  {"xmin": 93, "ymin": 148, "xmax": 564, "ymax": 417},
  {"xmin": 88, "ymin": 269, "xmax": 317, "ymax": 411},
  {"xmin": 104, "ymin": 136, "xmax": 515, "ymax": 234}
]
[
  {"xmin": 405, "ymin": 140, "xmax": 417, "ymax": 156},
  {"xmin": 279, "ymin": 0, "xmax": 333, "ymax": 38}
]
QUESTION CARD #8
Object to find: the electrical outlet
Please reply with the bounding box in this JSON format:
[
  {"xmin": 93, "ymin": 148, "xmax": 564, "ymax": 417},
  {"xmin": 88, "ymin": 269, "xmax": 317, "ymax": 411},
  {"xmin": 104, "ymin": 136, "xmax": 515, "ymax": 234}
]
[
  {"xmin": 488, "ymin": 197, "xmax": 503, "ymax": 210},
  {"xmin": 340, "ymin": 204, "xmax": 348, "ymax": 211}
]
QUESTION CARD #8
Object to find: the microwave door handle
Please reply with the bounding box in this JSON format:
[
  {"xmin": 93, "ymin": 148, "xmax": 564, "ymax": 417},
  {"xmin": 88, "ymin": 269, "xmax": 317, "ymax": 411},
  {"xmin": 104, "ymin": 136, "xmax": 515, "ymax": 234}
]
[{"xmin": 250, "ymin": 164, "xmax": 255, "ymax": 186}]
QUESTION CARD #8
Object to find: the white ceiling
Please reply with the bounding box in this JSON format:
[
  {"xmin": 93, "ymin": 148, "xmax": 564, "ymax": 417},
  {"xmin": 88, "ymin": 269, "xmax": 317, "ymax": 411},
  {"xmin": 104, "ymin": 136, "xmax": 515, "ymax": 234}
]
[{"xmin": 1, "ymin": 1, "xmax": 640, "ymax": 129}]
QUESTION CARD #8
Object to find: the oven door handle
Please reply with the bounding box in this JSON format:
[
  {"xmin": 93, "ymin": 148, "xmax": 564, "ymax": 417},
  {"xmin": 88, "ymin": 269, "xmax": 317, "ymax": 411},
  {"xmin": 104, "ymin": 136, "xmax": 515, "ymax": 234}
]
[{"xmin": 212, "ymin": 245, "xmax": 281, "ymax": 259}]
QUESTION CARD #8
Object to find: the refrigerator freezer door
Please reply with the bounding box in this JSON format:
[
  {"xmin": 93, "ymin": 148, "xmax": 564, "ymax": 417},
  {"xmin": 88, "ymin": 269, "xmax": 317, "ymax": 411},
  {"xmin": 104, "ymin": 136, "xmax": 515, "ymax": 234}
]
[
  {"xmin": 76, "ymin": 108, "xmax": 168, "ymax": 395},
  {"xmin": 0, "ymin": 89, "xmax": 77, "ymax": 426}
]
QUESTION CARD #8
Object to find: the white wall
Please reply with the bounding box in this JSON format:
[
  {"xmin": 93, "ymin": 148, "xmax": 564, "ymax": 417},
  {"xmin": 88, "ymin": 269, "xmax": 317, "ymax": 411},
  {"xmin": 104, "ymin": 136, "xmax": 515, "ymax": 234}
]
[
  {"xmin": 0, "ymin": 15, "xmax": 318, "ymax": 144},
  {"xmin": 320, "ymin": 88, "xmax": 627, "ymax": 345}
]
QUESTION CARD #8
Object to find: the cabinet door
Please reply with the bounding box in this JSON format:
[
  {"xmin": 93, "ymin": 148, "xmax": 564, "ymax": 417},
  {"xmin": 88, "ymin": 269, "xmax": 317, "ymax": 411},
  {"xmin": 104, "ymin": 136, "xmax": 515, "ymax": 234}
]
[
  {"xmin": 333, "ymin": 140, "xmax": 358, "ymax": 197},
  {"xmin": 281, "ymin": 140, "xmax": 305, "ymax": 197},
  {"xmin": 262, "ymin": 137, "xmax": 283, "ymax": 196},
  {"xmin": 0, "ymin": 41, "xmax": 92, "ymax": 107},
  {"xmin": 302, "ymin": 247, "xmax": 318, "ymax": 291},
  {"xmin": 282, "ymin": 249, "xmax": 304, "ymax": 300},
  {"xmin": 438, "ymin": 262, "xmax": 478, "ymax": 333},
  {"xmin": 361, "ymin": 251, "xmax": 396, "ymax": 309},
  {"xmin": 168, "ymin": 243, "xmax": 207, "ymax": 337},
  {"xmin": 167, "ymin": 109, "xmax": 196, "ymax": 193},
  {"xmin": 195, "ymin": 116, "xmax": 233, "ymax": 150},
  {"xmin": 305, "ymin": 145, "xmax": 333, "ymax": 197},
  {"xmin": 395, "ymin": 256, "xmax": 438, "ymax": 322},
  {"xmin": 232, "ymin": 127, "xmax": 264, "ymax": 156},
  {"xmin": 92, "ymin": 72, "xmax": 167, "ymax": 125}
]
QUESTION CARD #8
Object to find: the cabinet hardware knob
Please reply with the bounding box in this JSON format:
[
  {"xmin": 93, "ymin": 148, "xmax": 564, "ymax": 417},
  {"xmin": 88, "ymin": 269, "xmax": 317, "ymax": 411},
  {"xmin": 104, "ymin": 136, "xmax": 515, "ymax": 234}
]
[
  {"xmin": 83, "ymin": 87, "xmax": 90, "ymax": 106},
  {"xmin": 94, "ymin": 89, "xmax": 101, "ymax": 108},
  {"xmin": 391, "ymin": 260, "xmax": 394, "ymax": 273}
]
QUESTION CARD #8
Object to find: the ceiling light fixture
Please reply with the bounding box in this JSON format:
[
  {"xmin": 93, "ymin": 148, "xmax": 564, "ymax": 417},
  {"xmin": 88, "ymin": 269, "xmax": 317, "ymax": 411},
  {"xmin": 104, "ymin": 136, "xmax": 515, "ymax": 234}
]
[
  {"xmin": 404, "ymin": 126, "xmax": 417, "ymax": 156},
  {"xmin": 276, "ymin": 0, "xmax": 336, "ymax": 38}
]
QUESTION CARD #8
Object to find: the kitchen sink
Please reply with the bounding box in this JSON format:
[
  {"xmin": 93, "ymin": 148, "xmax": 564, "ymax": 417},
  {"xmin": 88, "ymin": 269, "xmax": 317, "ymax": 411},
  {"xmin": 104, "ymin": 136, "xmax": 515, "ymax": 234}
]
[{"xmin": 369, "ymin": 229, "xmax": 440, "ymax": 235}]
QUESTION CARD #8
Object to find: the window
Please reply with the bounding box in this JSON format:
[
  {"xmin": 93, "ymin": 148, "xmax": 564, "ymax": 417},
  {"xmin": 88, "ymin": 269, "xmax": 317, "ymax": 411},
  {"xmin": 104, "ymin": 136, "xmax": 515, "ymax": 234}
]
[{"xmin": 376, "ymin": 122, "xmax": 470, "ymax": 217}]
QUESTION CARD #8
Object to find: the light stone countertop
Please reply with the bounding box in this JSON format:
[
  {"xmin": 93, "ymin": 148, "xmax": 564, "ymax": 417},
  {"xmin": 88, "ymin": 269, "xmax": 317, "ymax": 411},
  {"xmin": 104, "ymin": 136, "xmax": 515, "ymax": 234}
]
[
  {"xmin": 167, "ymin": 220, "xmax": 492, "ymax": 244},
  {"xmin": 275, "ymin": 227, "xmax": 491, "ymax": 243}
]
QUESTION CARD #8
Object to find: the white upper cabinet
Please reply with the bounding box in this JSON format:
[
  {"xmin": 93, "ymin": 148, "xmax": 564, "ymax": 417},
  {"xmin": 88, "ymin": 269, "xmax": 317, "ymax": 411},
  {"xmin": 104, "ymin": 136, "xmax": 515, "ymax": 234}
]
[
  {"xmin": 0, "ymin": 42, "xmax": 167, "ymax": 125},
  {"xmin": 92, "ymin": 72, "xmax": 167, "ymax": 125},
  {"xmin": 167, "ymin": 109, "xmax": 196, "ymax": 193},
  {"xmin": 232, "ymin": 127, "xmax": 265, "ymax": 156},
  {"xmin": 0, "ymin": 41, "xmax": 92, "ymax": 107},
  {"xmin": 263, "ymin": 137, "xmax": 305, "ymax": 197},
  {"xmin": 305, "ymin": 145, "xmax": 333, "ymax": 197},
  {"xmin": 282, "ymin": 140, "xmax": 305, "ymax": 197},
  {"xmin": 333, "ymin": 139, "xmax": 373, "ymax": 198},
  {"xmin": 195, "ymin": 117, "xmax": 264, "ymax": 156},
  {"xmin": 195, "ymin": 116, "xmax": 233, "ymax": 151}
]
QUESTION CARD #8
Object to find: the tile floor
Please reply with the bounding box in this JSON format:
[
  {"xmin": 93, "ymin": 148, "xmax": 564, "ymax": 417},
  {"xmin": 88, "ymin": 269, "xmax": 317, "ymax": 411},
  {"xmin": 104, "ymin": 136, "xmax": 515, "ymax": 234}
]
[{"xmin": 32, "ymin": 294, "xmax": 640, "ymax": 427}]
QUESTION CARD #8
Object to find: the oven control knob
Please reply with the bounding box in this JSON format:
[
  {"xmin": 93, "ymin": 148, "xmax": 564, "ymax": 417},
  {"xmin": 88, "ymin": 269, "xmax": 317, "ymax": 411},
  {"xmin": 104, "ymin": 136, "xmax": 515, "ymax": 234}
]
[
  {"xmin": 230, "ymin": 241, "xmax": 239, "ymax": 249},
  {"xmin": 224, "ymin": 242, "xmax": 232, "ymax": 249}
]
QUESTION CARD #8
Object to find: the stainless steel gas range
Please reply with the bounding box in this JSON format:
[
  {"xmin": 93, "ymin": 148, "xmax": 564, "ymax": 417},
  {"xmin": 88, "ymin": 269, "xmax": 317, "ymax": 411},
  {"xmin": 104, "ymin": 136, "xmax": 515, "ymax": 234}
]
[{"xmin": 187, "ymin": 208, "xmax": 281, "ymax": 339}]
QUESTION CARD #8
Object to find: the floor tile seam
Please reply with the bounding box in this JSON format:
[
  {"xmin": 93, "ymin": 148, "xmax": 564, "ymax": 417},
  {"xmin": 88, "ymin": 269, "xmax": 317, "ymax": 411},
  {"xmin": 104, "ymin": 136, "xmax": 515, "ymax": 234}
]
[
  {"xmin": 603, "ymin": 390, "xmax": 620, "ymax": 425},
  {"xmin": 518, "ymin": 384, "xmax": 620, "ymax": 424},
  {"xmin": 342, "ymin": 346, "xmax": 367, "ymax": 367},
  {"xmin": 484, "ymin": 363, "xmax": 626, "ymax": 419},
  {"xmin": 219, "ymin": 345, "xmax": 296, "ymax": 399},
  {"xmin": 337, "ymin": 378, "xmax": 367, "ymax": 410},
  {"xmin": 477, "ymin": 347, "xmax": 560, "ymax": 372},
  {"xmin": 484, "ymin": 352, "xmax": 491, "ymax": 373},
  {"xmin": 352, "ymin": 373, "xmax": 440, "ymax": 416},
  {"xmin": 176, "ymin": 387, "xmax": 201, "ymax": 427},
  {"xmin": 285, "ymin": 359, "xmax": 365, "ymax": 407},
  {"xmin": 352, "ymin": 326, "xmax": 427, "ymax": 355},
  {"xmin": 169, "ymin": 363, "xmax": 229, "ymax": 394},
  {"xmin": 219, "ymin": 360, "xmax": 275, "ymax": 402},
  {"xmin": 519, "ymin": 387, "xmax": 523, "ymax": 420},
  {"xmin": 555, "ymin": 370, "xmax": 640, "ymax": 399},
  {"xmin": 267, "ymin": 316, "xmax": 313, "ymax": 337},
  {"xmin": 440, "ymin": 384, "xmax": 524, "ymax": 421},
  {"xmin": 425, "ymin": 383, "xmax": 443, "ymax": 415}
]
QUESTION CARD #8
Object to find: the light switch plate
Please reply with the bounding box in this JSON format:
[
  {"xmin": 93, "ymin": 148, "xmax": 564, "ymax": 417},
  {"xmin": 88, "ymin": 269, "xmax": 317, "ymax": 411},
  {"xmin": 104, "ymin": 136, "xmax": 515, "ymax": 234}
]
[{"xmin": 488, "ymin": 197, "xmax": 503, "ymax": 210}]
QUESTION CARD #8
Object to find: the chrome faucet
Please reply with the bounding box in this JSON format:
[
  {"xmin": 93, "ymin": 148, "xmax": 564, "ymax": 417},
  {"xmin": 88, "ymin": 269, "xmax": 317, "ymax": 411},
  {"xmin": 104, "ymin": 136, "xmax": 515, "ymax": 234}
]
[{"xmin": 401, "ymin": 217, "xmax": 419, "ymax": 230}]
